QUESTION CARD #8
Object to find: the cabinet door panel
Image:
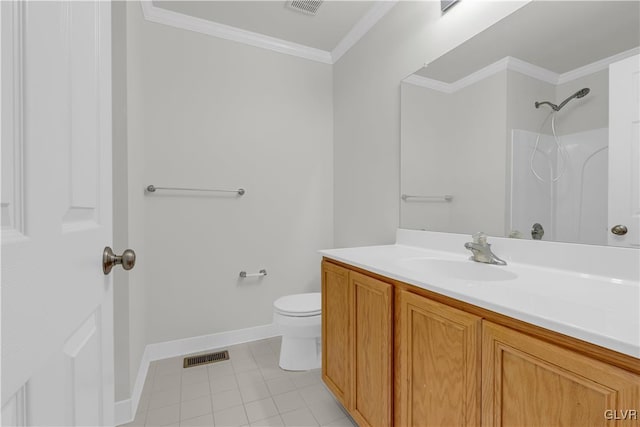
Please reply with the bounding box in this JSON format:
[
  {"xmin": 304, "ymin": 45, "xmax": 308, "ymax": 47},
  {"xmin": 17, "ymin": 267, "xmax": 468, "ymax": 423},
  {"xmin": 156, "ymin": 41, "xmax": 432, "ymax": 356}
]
[
  {"xmin": 351, "ymin": 270, "xmax": 393, "ymax": 427},
  {"xmin": 483, "ymin": 321, "xmax": 640, "ymax": 427},
  {"xmin": 321, "ymin": 261, "xmax": 351, "ymax": 408},
  {"xmin": 396, "ymin": 289, "xmax": 482, "ymax": 427}
]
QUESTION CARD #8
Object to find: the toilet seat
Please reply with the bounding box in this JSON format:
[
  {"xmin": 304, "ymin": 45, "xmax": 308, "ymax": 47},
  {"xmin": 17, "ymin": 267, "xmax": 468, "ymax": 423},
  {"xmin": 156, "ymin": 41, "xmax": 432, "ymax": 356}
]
[{"xmin": 273, "ymin": 293, "xmax": 321, "ymax": 317}]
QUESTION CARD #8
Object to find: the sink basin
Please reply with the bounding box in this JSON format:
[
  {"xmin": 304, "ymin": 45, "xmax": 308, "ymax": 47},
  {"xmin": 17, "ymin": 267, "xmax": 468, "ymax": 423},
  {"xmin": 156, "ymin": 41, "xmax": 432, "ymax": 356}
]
[{"xmin": 397, "ymin": 258, "xmax": 518, "ymax": 282}]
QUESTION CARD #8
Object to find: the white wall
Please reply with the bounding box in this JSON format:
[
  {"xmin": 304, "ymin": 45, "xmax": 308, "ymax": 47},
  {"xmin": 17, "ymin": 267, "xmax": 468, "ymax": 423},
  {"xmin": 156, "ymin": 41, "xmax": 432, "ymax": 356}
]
[
  {"xmin": 333, "ymin": 0, "xmax": 530, "ymax": 247},
  {"xmin": 116, "ymin": 1, "xmax": 333, "ymax": 399}
]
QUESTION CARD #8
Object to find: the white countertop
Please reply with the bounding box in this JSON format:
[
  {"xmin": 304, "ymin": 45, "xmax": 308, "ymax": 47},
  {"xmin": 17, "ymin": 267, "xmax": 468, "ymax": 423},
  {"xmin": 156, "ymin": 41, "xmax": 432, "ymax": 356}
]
[{"xmin": 320, "ymin": 230, "xmax": 640, "ymax": 359}]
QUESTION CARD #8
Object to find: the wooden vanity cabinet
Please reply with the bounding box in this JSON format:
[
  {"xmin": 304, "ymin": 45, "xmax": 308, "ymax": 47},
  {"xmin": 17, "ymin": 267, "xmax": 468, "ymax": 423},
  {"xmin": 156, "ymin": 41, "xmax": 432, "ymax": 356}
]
[
  {"xmin": 321, "ymin": 261, "xmax": 351, "ymax": 408},
  {"xmin": 350, "ymin": 270, "xmax": 393, "ymax": 427},
  {"xmin": 321, "ymin": 261, "xmax": 393, "ymax": 427},
  {"xmin": 482, "ymin": 321, "xmax": 640, "ymax": 427},
  {"xmin": 395, "ymin": 289, "xmax": 482, "ymax": 427},
  {"xmin": 322, "ymin": 259, "xmax": 640, "ymax": 427}
]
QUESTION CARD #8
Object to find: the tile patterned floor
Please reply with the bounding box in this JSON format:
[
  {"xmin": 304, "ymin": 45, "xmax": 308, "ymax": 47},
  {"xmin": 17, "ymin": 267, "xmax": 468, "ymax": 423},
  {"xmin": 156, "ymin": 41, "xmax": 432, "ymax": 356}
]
[{"xmin": 120, "ymin": 337, "xmax": 358, "ymax": 427}]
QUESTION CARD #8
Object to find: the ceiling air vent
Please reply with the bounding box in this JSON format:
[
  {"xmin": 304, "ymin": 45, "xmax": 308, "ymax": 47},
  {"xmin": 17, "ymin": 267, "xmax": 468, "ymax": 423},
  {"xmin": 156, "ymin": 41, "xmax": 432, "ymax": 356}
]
[{"xmin": 287, "ymin": 0, "xmax": 323, "ymax": 16}]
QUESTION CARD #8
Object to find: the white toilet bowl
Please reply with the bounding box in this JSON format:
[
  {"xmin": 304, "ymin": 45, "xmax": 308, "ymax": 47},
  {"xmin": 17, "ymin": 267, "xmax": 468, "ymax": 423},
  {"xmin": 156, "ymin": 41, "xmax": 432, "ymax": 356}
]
[{"xmin": 273, "ymin": 292, "xmax": 321, "ymax": 371}]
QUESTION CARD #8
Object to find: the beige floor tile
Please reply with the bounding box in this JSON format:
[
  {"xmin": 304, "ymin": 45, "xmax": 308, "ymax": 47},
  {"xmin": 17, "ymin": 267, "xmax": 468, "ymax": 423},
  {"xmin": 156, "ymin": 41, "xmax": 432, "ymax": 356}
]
[
  {"xmin": 153, "ymin": 373, "xmax": 182, "ymax": 393},
  {"xmin": 128, "ymin": 338, "xmax": 347, "ymax": 427},
  {"xmin": 265, "ymin": 377, "xmax": 296, "ymax": 396},
  {"xmin": 297, "ymin": 384, "xmax": 333, "ymax": 406},
  {"xmin": 271, "ymin": 391, "xmax": 306, "ymax": 414},
  {"xmin": 236, "ymin": 370, "xmax": 264, "ymax": 388},
  {"xmin": 280, "ymin": 408, "xmax": 319, "ymax": 427},
  {"xmin": 289, "ymin": 371, "xmax": 321, "ymax": 389},
  {"xmin": 320, "ymin": 417, "xmax": 357, "ymax": 427},
  {"xmin": 145, "ymin": 403, "xmax": 180, "ymax": 426},
  {"xmin": 213, "ymin": 405, "xmax": 248, "ymax": 427},
  {"xmin": 208, "ymin": 361, "xmax": 235, "ymax": 379},
  {"xmin": 239, "ymin": 382, "xmax": 270, "ymax": 403},
  {"xmin": 210, "ymin": 374, "xmax": 239, "ymax": 394},
  {"xmin": 180, "ymin": 413, "xmax": 215, "ymax": 427},
  {"xmin": 307, "ymin": 399, "xmax": 345, "ymax": 426},
  {"xmin": 212, "ymin": 389, "xmax": 243, "ymax": 413},
  {"xmin": 182, "ymin": 366, "xmax": 209, "ymax": 385},
  {"xmin": 182, "ymin": 380, "xmax": 211, "ymax": 402},
  {"xmin": 250, "ymin": 414, "xmax": 284, "ymax": 427},
  {"xmin": 149, "ymin": 388, "xmax": 181, "ymax": 410},
  {"xmin": 232, "ymin": 357, "xmax": 259, "ymax": 374},
  {"xmin": 155, "ymin": 357, "xmax": 184, "ymax": 376},
  {"xmin": 259, "ymin": 366, "xmax": 287, "ymax": 381},
  {"xmin": 181, "ymin": 396, "xmax": 213, "ymax": 421},
  {"xmin": 244, "ymin": 398, "xmax": 279, "ymax": 423}
]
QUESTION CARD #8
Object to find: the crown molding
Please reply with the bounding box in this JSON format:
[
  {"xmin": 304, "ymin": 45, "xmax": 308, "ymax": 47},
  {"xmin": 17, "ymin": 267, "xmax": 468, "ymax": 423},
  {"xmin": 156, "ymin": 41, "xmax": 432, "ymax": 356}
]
[
  {"xmin": 331, "ymin": 0, "xmax": 398, "ymax": 63},
  {"xmin": 556, "ymin": 47, "xmax": 639, "ymax": 85},
  {"xmin": 506, "ymin": 57, "xmax": 558, "ymax": 85},
  {"xmin": 403, "ymin": 74, "xmax": 454, "ymax": 94},
  {"xmin": 140, "ymin": 1, "xmax": 396, "ymax": 65},
  {"xmin": 405, "ymin": 47, "xmax": 640, "ymax": 93},
  {"xmin": 140, "ymin": 1, "xmax": 332, "ymax": 64}
]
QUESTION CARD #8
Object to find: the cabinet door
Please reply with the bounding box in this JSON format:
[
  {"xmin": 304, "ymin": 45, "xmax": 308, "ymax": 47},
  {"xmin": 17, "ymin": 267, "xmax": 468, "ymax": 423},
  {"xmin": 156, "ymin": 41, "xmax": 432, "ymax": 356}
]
[
  {"xmin": 350, "ymin": 270, "xmax": 393, "ymax": 427},
  {"xmin": 321, "ymin": 261, "xmax": 351, "ymax": 408},
  {"xmin": 483, "ymin": 321, "xmax": 640, "ymax": 427},
  {"xmin": 395, "ymin": 289, "xmax": 482, "ymax": 427}
]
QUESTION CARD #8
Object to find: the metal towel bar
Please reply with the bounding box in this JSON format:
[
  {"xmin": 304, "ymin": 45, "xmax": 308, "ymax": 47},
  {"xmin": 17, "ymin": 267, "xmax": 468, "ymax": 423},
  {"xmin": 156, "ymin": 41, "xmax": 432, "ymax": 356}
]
[
  {"xmin": 146, "ymin": 185, "xmax": 245, "ymax": 196},
  {"xmin": 401, "ymin": 194, "xmax": 453, "ymax": 202}
]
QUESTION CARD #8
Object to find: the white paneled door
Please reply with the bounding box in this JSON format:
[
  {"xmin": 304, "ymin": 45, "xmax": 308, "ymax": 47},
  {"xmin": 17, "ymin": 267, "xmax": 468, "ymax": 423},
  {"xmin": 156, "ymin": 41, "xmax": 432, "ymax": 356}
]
[
  {"xmin": 2, "ymin": 2, "xmax": 115, "ymax": 426},
  {"xmin": 609, "ymin": 54, "xmax": 640, "ymax": 248}
]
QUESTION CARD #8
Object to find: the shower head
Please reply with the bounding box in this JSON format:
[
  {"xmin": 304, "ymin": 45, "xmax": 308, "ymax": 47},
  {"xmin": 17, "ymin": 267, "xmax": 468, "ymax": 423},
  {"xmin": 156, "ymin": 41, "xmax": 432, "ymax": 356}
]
[
  {"xmin": 535, "ymin": 87, "xmax": 590, "ymax": 111},
  {"xmin": 575, "ymin": 88, "xmax": 590, "ymax": 98}
]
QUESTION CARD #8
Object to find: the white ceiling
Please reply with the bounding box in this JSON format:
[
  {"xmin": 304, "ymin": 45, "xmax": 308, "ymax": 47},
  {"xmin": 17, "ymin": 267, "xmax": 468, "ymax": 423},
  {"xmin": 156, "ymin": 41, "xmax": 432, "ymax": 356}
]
[
  {"xmin": 416, "ymin": 1, "xmax": 640, "ymax": 83},
  {"xmin": 154, "ymin": 0, "xmax": 377, "ymax": 51}
]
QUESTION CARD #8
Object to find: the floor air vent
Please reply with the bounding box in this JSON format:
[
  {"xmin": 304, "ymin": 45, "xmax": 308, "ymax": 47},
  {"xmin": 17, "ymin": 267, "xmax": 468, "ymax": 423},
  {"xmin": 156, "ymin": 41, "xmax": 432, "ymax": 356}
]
[{"xmin": 183, "ymin": 350, "xmax": 229, "ymax": 368}]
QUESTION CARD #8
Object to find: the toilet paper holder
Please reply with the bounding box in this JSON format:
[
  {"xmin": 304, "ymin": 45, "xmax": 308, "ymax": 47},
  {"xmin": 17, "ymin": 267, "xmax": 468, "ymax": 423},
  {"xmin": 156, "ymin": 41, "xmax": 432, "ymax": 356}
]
[{"xmin": 239, "ymin": 269, "xmax": 267, "ymax": 278}]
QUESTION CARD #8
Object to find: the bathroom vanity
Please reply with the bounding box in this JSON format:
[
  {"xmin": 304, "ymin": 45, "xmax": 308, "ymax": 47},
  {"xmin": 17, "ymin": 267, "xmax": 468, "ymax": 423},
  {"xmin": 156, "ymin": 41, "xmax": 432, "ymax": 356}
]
[{"xmin": 320, "ymin": 230, "xmax": 640, "ymax": 427}]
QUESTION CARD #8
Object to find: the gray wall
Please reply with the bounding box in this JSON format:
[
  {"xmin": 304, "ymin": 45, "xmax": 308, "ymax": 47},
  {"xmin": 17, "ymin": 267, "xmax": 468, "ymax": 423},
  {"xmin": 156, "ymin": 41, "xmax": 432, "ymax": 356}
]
[
  {"xmin": 333, "ymin": 0, "xmax": 529, "ymax": 247},
  {"xmin": 401, "ymin": 71, "xmax": 508, "ymax": 236},
  {"xmin": 114, "ymin": 0, "xmax": 529, "ymax": 402},
  {"xmin": 115, "ymin": 1, "xmax": 334, "ymax": 400}
]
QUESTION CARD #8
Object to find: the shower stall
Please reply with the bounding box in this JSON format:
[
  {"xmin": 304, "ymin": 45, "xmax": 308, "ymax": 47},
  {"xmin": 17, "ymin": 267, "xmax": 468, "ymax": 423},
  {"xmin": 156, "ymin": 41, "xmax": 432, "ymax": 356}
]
[
  {"xmin": 510, "ymin": 127, "xmax": 608, "ymax": 245},
  {"xmin": 510, "ymin": 85, "xmax": 610, "ymax": 245}
]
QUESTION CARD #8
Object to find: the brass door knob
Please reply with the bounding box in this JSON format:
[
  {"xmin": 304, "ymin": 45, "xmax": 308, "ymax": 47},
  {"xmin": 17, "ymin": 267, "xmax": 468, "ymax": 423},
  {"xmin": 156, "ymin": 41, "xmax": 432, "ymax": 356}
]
[
  {"xmin": 103, "ymin": 247, "xmax": 136, "ymax": 275},
  {"xmin": 610, "ymin": 225, "xmax": 628, "ymax": 236}
]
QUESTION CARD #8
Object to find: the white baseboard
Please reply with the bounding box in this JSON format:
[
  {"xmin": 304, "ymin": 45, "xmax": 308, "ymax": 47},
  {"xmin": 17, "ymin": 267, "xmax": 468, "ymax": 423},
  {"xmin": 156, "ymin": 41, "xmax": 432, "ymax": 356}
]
[{"xmin": 114, "ymin": 323, "xmax": 279, "ymax": 426}]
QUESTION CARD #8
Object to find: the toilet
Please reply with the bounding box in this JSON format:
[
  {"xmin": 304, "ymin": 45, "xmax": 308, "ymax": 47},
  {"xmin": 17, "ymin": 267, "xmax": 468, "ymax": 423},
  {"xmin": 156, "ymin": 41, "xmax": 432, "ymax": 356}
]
[{"xmin": 273, "ymin": 292, "xmax": 321, "ymax": 371}]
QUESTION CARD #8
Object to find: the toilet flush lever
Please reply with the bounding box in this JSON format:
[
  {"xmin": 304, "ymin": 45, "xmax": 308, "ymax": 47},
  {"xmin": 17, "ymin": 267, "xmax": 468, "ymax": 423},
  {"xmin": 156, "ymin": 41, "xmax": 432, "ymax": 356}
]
[{"xmin": 239, "ymin": 269, "xmax": 267, "ymax": 278}]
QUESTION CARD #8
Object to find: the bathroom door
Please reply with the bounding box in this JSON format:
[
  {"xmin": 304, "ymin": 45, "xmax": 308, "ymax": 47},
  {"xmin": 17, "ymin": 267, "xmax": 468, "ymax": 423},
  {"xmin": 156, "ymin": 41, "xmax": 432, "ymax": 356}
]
[
  {"xmin": 1, "ymin": 2, "xmax": 115, "ymax": 425},
  {"xmin": 608, "ymin": 54, "xmax": 640, "ymax": 248}
]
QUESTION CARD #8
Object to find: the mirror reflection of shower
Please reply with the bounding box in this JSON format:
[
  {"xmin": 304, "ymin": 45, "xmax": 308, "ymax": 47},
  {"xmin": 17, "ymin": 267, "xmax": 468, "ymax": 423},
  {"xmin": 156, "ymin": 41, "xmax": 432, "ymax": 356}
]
[
  {"xmin": 512, "ymin": 84, "xmax": 608, "ymax": 246},
  {"xmin": 529, "ymin": 88, "xmax": 591, "ymax": 183},
  {"xmin": 535, "ymin": 88, "xmax": 590, "ymax": 112}
]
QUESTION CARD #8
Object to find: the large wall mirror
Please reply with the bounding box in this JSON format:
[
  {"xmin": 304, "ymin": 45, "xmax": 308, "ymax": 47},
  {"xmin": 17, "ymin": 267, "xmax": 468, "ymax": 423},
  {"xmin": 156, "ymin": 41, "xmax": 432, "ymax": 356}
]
[{"xmin": 401, "ymin": 1, "xmax": 639, "ymax": 247}]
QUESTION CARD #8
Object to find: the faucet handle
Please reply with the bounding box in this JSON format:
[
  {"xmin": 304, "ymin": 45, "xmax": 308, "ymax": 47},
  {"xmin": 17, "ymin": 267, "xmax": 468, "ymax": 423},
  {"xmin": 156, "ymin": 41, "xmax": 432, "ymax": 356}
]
[{"xmin": 472, "ymin": 232, "xmax": 487, "ymax": 245}]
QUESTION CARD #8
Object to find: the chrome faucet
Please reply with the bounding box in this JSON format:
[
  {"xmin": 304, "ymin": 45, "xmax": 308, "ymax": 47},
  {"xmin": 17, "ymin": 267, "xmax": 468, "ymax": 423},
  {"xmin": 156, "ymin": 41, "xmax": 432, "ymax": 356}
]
[{"xmin": 464, "ymin": 232, "xmax": 507, "ymax": 265}]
